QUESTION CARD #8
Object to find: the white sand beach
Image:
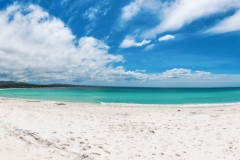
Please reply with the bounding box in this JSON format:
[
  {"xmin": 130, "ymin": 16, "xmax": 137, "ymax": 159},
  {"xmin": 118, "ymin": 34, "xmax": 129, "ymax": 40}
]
[{"xmin": 0, "ymin": 98, "xmax": 240, "ymax": 160}]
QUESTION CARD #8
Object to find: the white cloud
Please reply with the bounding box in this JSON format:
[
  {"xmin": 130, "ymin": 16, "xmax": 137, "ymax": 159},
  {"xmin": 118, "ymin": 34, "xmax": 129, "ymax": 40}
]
[
  {"xmin": 161, "ymin": 68, "xmax": 211, "ymax": 79},
  {"xmin": 121, "ymin": 0, "xmax": 240, "ymax": 38},
  {"xmin": 120, "ymin": 36, "xmax": 151, "ymax": 48},
  {"xmin": 135, "ymin": 70, "xmax": 146, "ymax": 73},
  {"xmin": 158, "ymin": 35, "xmax": 175, "ymax": 41},
  {"xmin": 0, "ymin": 4, "xmax": 234, "ymax": 86},
  {"xmin": 141, "ymin": 0, "xmax": 240, "ymax": 37},
  {"xmin": 84, "ymin": 7, "xmax": 100, "ymax": 21},
  {"xmin": 0, "ymin": 4, "xmax": 149, "ymax": 82},
  {"xmin": 121, "ymin": 0, "xmax": 161, "ymax": 22},
  {"xmin": 84, "ymin": 2, "xmax": 110, "ymax": 21},
  {"xmin": 83, "ymin": 2, "xmax": 110, "ymax": 34},
  {"xmin": 121, "ymin": 0, "xmax": 143, "ymax": 21},
  {"xmin": 145, "ymin": 44, "xmax": 155, "ymax": 50},
  {"xmin": 206, "ymin": 10, "xmax": 240, "ymax": 33}
]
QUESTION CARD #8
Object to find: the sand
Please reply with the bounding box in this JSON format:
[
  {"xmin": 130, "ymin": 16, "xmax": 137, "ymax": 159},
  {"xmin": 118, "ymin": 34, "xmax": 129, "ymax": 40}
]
[{"xmin": 0, "ymin": 98, "xmax": 240, "ymax": 160}]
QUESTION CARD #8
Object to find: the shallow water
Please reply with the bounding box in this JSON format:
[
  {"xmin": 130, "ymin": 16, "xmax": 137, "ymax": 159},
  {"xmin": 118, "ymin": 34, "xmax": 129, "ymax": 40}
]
[{"xmin": 0, "ymin": 87, "xmax": 240, "ymax": 105}]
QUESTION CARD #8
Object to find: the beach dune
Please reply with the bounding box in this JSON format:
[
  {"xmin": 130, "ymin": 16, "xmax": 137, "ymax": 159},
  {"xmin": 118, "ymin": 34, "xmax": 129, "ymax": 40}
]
[{"xmin": 0, "ymin": 98, "xmax": 240, "ymax": 159}]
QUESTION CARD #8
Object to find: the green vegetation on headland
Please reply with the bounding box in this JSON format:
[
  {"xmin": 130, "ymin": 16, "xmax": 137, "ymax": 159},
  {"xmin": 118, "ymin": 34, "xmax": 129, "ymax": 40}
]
[{"xmin": 0, "ymin": 81, "xmax": 80, "ymax": 88}]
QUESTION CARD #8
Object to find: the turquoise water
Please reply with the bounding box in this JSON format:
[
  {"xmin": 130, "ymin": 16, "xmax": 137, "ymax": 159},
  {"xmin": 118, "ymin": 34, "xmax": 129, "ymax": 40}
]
[
  {"xmin": 0, "ymin": 87, "xmax": 240, "ymax": 105},
  {"xmin": 0, "ymin": 87, "xmax": 240, "ymax": 104}
]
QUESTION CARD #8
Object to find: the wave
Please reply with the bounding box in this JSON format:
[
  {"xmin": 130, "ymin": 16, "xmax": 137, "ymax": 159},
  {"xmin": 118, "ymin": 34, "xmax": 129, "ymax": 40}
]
[{"xmin": 100, "ymin": 102, "xmax": 240, "ymax": 108}]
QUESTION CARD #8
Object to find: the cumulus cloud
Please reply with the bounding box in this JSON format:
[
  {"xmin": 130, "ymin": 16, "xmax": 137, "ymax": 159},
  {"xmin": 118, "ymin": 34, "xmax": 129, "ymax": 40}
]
[
  {"xmin": 119, "ymin": 36, "xmax": 151, "ymax": 48},
  {"xmin": 139, "ymin": 0, "xmax": 240, "ymax": 37},
  {"xmin": 161, "ymin": 68, "xmax": 211, "ymax": 79},
  {"xmin": 135, "ymin": 70, "xmax": 146, "ymax": 73},
  {"xmin": 158, "ymin": 35, "xmax": 175, "ymax": 41},
  {"xmin": 0, "ymin": 4, "xmax": 148, "ymax": 82},
  {"xmin": 206, "ymin": 10, "xmax": 240, "ymax": 33},
  {"xmin": 0, "ymin": 4, "xmax": 219, "ymax": 84}
]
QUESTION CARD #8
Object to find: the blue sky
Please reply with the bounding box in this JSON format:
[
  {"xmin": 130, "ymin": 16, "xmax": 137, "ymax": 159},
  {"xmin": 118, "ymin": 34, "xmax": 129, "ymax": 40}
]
[{"xmin": 0, "ymin": 0, "xmax": 240, "ymax": 87}]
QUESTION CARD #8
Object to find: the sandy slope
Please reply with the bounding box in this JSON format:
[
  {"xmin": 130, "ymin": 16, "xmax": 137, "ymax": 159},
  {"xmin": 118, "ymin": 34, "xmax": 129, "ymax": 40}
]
[{"xmin": 0, "ymin": 98, "xmax": 240, "ymax": 160}]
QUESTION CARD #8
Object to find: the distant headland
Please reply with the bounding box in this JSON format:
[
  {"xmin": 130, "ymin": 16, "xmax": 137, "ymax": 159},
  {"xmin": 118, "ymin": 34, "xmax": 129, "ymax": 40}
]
[{"xmin": 0, "ymin": 81, "xmax": 82, "ymax": 88}]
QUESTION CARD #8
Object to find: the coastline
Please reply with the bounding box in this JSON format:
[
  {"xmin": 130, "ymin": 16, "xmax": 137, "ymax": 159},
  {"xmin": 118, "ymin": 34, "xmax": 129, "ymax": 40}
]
[
  {"xmin": 1, "ymin": 98, "xmax": 240, "ymax": 159},
  {"xmin": 1, "ymin": 87, "xmax": 240, "ymax": 106},
  {"xmin": 1, "ymin": 96, "xmax": 240, "ymax": 108}
]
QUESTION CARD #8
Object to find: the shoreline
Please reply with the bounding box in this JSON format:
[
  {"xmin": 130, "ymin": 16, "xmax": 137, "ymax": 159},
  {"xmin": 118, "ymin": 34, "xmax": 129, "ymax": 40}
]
[
  {"xmin": 1, "ymin": 87, "xmax": 240, "ymax": 107},
  {"xmin": 1, "ymin": 96, "xmax": 240, "ymax": 108},
  {"xmin": 1, "ymin": 98, "xmax": 240, "ymax": 159}
]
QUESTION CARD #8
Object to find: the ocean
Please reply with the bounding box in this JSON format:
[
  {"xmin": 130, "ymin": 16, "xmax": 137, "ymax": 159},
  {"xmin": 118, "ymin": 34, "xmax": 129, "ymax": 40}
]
[{"xmin": 1, "ymin": 87, "xmax": 240, "ymax": 105}]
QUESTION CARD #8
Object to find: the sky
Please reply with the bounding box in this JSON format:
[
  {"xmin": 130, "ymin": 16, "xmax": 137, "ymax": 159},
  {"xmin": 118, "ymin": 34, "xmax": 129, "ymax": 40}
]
[{"xmin": 0, "ymin": 0, "xmax": 240, "ymax": 87}]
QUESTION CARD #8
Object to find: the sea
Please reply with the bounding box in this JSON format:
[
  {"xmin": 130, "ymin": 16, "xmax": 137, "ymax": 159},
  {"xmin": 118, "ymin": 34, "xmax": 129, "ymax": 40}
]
[{"xmin": 1, "ymin": 87, "xmax": 240, "ymax": 106}]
